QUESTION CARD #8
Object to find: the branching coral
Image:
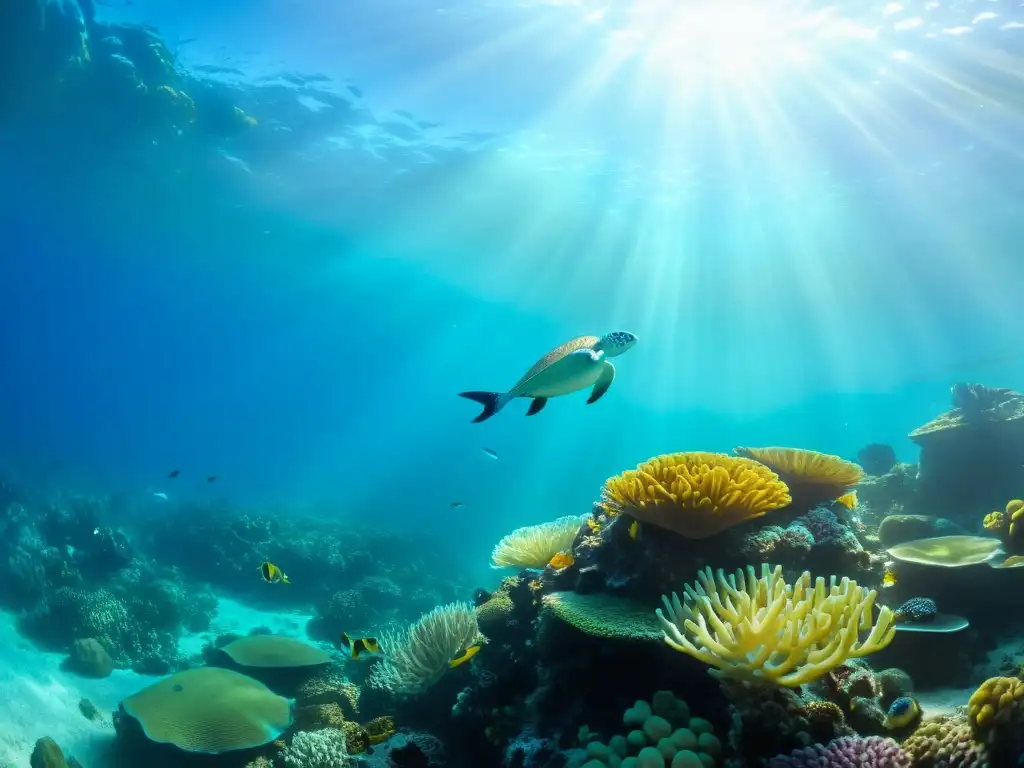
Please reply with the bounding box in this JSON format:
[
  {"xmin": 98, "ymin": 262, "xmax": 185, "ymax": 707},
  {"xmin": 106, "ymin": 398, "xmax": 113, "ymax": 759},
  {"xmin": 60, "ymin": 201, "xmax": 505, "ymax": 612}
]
[
  {"xmin": 367, "ymin": 601, "xmax": 484, "ymax": 694},
  {"xmin": 656, "ymin": 565, "xmax": 896, "ymax": 687},
  {"xmin": 490, "ymin": 515, "xmax": 584, "ymax": 569},
  {"xmin": 601, "ymin": 452, "xmax": 791, "ymax": 539}
]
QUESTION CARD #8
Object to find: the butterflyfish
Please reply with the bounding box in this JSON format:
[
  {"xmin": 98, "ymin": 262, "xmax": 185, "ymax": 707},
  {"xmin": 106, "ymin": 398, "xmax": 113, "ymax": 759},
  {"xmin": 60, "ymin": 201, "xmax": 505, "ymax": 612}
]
[
  {"xmin": 450, "ymin": 644, "xmax": 481, "ymax": 668},
  {"xmin": 260, "ymin": 561, "xmax": 290, "ymax": 584},
  {"xmin": 628, "ymin": 520, "xmax": 639, "ymax": 540},
  {"xmin": 835, "ymin": 491, "xmax": 857, "ymax": 510},
  {"xmin": 882, "ymin": 564, "xmax": 897, "ymax": 588},
  {"xmin": 340, "ymin": 632, "xmax": 381, "ymax": 660}
]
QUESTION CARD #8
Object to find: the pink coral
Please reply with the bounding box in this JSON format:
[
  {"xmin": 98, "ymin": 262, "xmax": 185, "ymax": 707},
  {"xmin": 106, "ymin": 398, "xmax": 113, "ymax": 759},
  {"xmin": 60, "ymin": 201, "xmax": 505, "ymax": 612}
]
[{"xmin": 768, "ymin": 736, "xmax": 911, "ymax": 767}]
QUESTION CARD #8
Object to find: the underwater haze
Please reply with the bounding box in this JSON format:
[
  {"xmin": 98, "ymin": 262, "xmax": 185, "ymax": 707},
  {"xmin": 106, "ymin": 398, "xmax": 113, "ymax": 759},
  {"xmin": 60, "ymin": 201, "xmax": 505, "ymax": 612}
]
[{"xmin": 2, "ymin": 0, "xmax": 1024, "ymax": 765}]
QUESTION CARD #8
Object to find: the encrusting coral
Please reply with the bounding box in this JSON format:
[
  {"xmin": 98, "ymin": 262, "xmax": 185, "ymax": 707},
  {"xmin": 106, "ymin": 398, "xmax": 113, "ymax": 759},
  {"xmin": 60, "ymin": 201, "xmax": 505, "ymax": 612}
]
[
  {"xmin": 491, "ymin": 515, "xmax": 584, "ymax": 569},
  {"xmin": 656, "ymin": 565, "xmax": 895, "ymax": 687},
  {"xmin": 767, "ymin": 735, "xmax": 910, "ymax": 767},
  {"xmin": 601, "ymin": 452, "xmax": 792, "ymax": 539}
]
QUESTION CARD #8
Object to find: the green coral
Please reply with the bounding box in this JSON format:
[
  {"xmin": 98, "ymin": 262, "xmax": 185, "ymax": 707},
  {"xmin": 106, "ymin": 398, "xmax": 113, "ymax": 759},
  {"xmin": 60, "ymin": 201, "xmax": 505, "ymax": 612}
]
[
  {"xmin": 221, "ymin": 635, "xmax": 332, "ymax": 668},
  {"xmin": 574, "ymin": 691, "xmax": 721, "ymax": 768},
  {"xmin": 541, "ymin": 592, "xmax": 662, "ymax": 642},
  {"xmin": 121, "ymin": 667, "xmax": 294, "ymax": 754}
]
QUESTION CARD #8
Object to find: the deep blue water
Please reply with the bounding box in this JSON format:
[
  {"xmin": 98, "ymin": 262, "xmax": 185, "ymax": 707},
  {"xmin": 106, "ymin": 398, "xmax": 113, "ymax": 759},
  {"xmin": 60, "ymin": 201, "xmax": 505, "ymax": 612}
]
[{"xmin": 1, "ymin": 0, "xmax": 1023, "ymax": 585}]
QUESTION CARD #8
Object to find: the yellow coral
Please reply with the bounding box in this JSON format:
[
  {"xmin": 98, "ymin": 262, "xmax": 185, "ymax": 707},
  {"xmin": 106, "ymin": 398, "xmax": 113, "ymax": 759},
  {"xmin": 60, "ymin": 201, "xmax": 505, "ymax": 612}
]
[
  {"xmin": 491, "ymin": 516, "xmax": 583, "ymax": 569},
  {"xmin": 1006, "ymin": 499, "xmax": 1024, "ymax": 538},
  {"xmin": 365, "ymin": 715, "xmax": 397, "ymax": 745},
  {"xmin": 902, "ymin": 716, "xmax": 988, "ymax": 766},
  {"xmin": 657, "ymin": 564, "xmax": 895, "ymax": 687},
  {"xmin": 601, "ymin": 452, "xmax": 791, "ymax": 539},
  {"xmin": 967, "ymin": 676, "xmax": 1024, "ymax": 737},
  {"xmin": 983, "ymin": 510, "xmax": 1007, "ymax": 534},
  {"xmin": 343, "ymin": 720, "xmax": 367, "ymax": 753},
  {"xmin": 735, "ymin": 447, "xmax": 863, "ymax": 501}
]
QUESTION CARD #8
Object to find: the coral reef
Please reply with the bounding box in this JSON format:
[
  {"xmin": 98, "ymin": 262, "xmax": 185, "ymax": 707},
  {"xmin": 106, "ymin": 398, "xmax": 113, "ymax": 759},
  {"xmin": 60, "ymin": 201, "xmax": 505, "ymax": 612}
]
[
  {"xmin": 909, "ymin": 385, "xmax": 1024, "ymax": 521},
  {"xmin": 768, "ymin": 735, "xmax": 910, "ymax": 767},
  {"xmin": 657, "ymin": 565, "xmax": 895, "ymax": 686}
]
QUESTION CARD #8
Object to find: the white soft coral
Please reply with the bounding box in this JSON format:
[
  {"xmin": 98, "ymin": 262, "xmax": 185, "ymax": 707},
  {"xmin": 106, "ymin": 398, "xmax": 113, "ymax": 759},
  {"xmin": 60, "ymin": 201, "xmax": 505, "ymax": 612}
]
[{"xmin": 281, "ymin": 728, "xmax": 350, "ymax": 768}]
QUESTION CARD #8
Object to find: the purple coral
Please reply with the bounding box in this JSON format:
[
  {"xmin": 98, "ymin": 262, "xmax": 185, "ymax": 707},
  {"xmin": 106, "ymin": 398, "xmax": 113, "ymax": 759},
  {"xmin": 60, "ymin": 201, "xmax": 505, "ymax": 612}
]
[
  {"xmin": 794, "ymin": 509, "xmax": 856, "ymax": 547},
  {"xmin": 768, "ymin": 736, "xmax": 911, "ymax": 767}
]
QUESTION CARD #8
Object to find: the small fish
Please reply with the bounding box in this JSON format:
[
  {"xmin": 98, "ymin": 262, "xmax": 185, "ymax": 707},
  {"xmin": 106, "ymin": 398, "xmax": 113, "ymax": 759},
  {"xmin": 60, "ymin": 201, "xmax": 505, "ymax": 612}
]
[
  {"xmin": 835, "ymin": 491, "xmax": 857, "ymax": 510},
  {"xmin": 206, "ymin": 476, "xmax": 217, "ymax": 483},
  {"xmin": 153, "ymin": 492, "xmax": 169, "ymax": 501},
  {"xmin": 93, "ymin": 527, "xmax": 100, "ymax": 535},
  {"xmin": 481, "ymin": 448, "xmax": 498, "ymax": 460},
  {"xmin": 548, "ymin": 551, "xmax": 574, "ymax": 570},
  {"xmin": 883, "ymin": 696, "xmax": 921, "ymax": 730},
  {"xmin": 449, "ymin": 644, "xmax": 481, "ymax": 668},
  {"xmin": 628, "ymin": 520, "xmax": 639, "ymax": 540},
  {"xmin": 448, "ymin": 502, "xmax": 465, "ymax": 508},
  {"xmin": 260, "ymin": 561, "xmax": 290, "ymax": 584},
  {"xmin": 882, "ymin": 564, "xmax": 897, "ymax": 588},
  {"xmin": 339, "ymin": 633, "xmax": 381, "ymax": 660},
  {"xmin": 586, "ymin": 519, "xmax": 601, "ymax": 533},
  {"xmin": 167, "ymin": 469, "xmax": 180, "ymax": 479}
]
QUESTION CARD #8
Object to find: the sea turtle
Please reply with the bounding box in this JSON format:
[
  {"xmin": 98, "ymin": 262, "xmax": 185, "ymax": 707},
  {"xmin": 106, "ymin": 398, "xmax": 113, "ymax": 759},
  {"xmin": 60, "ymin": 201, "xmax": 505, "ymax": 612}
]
[{"xmin": 458, "ymin": 331, "xmax": 638, "ymax": 423}]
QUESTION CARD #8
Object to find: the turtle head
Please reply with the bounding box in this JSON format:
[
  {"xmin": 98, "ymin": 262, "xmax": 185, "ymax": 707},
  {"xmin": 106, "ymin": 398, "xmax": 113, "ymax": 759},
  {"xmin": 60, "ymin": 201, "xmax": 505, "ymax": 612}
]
[{"xmin": 595, "ymin": 331, "xmax": 637, "ymax": 358}]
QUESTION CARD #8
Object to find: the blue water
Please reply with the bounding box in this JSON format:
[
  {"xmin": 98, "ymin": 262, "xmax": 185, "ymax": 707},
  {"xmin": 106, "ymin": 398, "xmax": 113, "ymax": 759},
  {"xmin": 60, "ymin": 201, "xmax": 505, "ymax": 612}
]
[{"xmin": 2, "ymin": 0, "xmax": 1023, "ymax": 586}]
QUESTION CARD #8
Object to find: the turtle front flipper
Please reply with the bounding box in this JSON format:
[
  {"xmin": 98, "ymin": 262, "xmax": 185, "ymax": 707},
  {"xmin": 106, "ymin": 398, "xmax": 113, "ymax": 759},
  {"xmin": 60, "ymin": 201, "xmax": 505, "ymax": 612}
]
[
  {"xmin": 526, "ymin": 397, "xmax": 548, "ymax": 416},
  {"xmin": 586, "ymin": 361, "xmax": 615, "ymax": 404}
]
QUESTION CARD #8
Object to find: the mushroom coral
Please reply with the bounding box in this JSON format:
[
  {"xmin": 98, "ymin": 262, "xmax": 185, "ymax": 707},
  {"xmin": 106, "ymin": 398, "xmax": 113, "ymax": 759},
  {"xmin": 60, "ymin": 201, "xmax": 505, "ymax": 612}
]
[
  {"xmin": 656, "ymin": 564, "xmax": 896, "ymax": 687},
  {"xmin": 601, "ymin": 451, "xmax": 791, "ymax": 539},
  {"xmin": 734, "ymin": 447, "xmax": 863, "ymax": 506}
]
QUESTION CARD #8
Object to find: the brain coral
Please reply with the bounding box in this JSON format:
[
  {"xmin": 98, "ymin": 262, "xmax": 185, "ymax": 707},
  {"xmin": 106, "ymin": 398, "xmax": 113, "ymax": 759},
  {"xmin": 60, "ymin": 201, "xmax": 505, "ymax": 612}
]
[
  {"xmin": 601, "ymin": 451, "xmax": 791, "ymax": 539},
  {"xmin": 221, "ymin": 635, "xmax": 332, "ymax": 668},
  {"xmin": 541, "ymin": 591, "xmax": 663, "ymax": 642},
  {"xmin": 121, "ymin": 667, "xmax": 294, "ymax": 753}
]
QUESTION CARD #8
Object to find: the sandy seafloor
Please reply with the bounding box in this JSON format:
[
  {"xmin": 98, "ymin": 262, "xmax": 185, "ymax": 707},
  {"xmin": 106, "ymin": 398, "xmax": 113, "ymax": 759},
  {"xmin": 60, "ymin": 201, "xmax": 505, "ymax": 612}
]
[{"xmin": 0, "ymin": 597, "xmax": 313, "ymax": 766}]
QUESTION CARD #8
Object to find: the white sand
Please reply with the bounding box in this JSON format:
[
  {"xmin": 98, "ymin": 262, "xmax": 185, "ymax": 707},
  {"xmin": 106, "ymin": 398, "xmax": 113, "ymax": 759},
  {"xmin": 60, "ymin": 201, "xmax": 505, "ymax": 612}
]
[
  {"xmin": 0, "ymin": 610, "xmax": 142, "ymax": 766},
  {"xmin": 0, "ymin": 594, "xmax": 316, "ymax": 766}
]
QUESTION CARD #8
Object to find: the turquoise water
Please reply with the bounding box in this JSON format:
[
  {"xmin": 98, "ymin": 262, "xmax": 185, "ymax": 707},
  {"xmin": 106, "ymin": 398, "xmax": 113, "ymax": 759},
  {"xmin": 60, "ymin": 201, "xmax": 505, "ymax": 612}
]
[{"xmin": 2, "ymin": 0, "xmax": 1024, "ymax": 765}]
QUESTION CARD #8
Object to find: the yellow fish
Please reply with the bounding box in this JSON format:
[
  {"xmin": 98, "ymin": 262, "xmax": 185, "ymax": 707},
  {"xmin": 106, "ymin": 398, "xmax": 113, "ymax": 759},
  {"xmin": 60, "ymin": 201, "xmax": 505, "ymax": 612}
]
[
  {"xmin": 339, "ymin": 633, "xmax": 381, "ymax": 660},
  {"xmin": 883, "ymin": 697, "xmax": 920, "ymax": 730},
  {"xmin": 260, "ymin": 561, "xmax": 289, "ymax": 584},
  {"xmin": 549, "ymin": 551, "xmax": 574, "ymax": 570},
  {"xmin": 835, "ymin": 492, "xmax": 857, "ymax": 510},
  {"xmin": 628, "ymin": 520, "xmax": 639, "ymax": 540},
  {"xmin": 882, "ymin": 564, "xmax": 897, "ymax": 588},
  {"xmin": 450, "ymin": 645, "xmax": 481, "ymax": 668},
  {"xmin": 586, "ymin": 519, "xmax": 601, "ymax": 533}
]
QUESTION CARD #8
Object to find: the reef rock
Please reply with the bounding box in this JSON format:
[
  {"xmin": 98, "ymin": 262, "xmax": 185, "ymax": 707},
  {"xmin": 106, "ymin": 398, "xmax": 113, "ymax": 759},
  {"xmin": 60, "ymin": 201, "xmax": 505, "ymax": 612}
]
[
  {"xmin": 908, "ymin": 384, "xmax": 1024, "ymax": 523},
  {"xmin": 66, "ymin": 637, "xmax": 114, "ymax": 678},
  {"xmin": 30, "ymin": 736, "xmax": 68, "ymax": 768}
]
